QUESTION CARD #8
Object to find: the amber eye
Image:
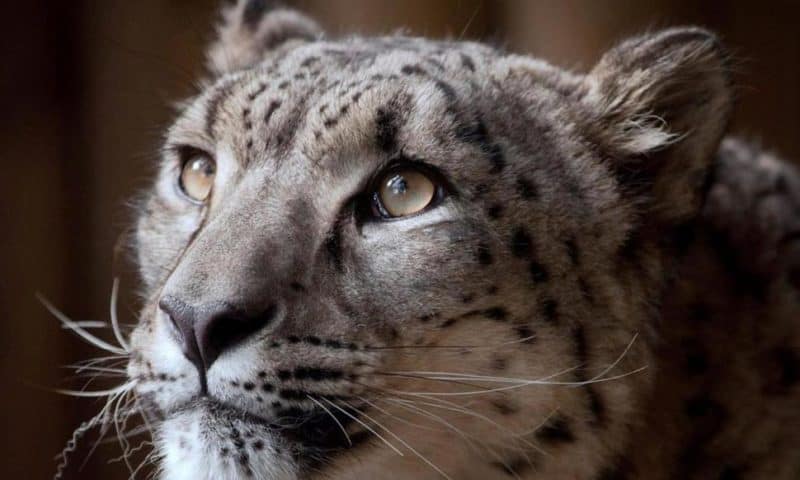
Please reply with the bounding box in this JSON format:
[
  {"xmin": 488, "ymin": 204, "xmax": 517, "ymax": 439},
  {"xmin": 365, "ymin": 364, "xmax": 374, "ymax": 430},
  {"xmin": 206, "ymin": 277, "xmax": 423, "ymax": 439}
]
[
  {"xmin": 179, "ymin": 152, "xmax": 216, "ymax": 202},
  {"xmin": 372, "ymin": 167, "xmax": 439, "ymax": 218}
]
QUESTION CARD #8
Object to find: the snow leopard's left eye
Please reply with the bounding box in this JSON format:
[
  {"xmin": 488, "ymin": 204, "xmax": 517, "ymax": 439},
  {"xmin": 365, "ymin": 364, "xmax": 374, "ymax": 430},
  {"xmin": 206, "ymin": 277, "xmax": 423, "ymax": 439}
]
[{"xmin": 369, "ymin": 164, "xmax": 445, "ymax": 219}]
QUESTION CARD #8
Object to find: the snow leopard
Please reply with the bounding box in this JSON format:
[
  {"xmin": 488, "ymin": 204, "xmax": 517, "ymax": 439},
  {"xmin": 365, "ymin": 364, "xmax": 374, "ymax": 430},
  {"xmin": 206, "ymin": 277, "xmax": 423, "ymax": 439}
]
[{"xmin": 60, "ymin": 1, "xmax": 800, "ymax": 479}]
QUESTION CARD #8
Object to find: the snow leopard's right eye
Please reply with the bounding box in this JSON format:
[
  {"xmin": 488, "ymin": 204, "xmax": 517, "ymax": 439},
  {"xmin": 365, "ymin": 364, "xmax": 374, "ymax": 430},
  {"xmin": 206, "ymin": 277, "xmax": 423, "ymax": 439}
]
[{"xmin": 178, "ymin": 149, "xmax": 216, "ymax": 203}]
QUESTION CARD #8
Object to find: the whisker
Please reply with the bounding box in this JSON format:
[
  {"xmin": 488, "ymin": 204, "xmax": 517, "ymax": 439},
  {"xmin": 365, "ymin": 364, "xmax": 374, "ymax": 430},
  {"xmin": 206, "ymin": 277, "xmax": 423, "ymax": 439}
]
[
  {"xmin": 340, "ymin": 400, "xmax": 452, "ymax": 480},
  {"xmin": 110, "ymin": 278, "xmax": 131, "ymax": 353},
  {"xmin": 357, "ymin": 395, "xmax": 443, "ymax": 434},
  {"xmin": 78, "ymin": 388, "xmax": 134, "ymax": 472},
  {"xmin": 588, "ymin": 332, "xmax": 639, "ymax": 382},
  {"xmin": 383, "ymin": 397, "xmax": 529, "ymax": 479},
  {"xmin": 110, "ymin": 439, "xmax": 153, "ymax": 464},
  {"xmin": 307, "ymin": 394, "xmax": 352, "ymax": 447},
  {"xmin": 388, "ymin": 395, "xmax": 546, "ymax": 456},
  {"xmin": 320, "ymin": 398, "xmax": 404, "ymax": 456},
  {"xmin": 68, "ymin": 355, "xmax": 129, "ymax": 369},
  {"xmin": 376, "ymin": 366, "xmax": 576, "ymax": 397},
  {"xmin": 381, "ymin": 365, "xmax": 648, "ymax": 396},
  {"xmin": 365, "ymin": 335, "xmax": 537, "ymax": 352},
  {"xmin": 54, "ymin": 380, "xmax": 137, "ymax": 398},
  {"xmin": 62, "ymin": 366, "xmax": 127, "ymax": 375},
  {"xmin": 54, "ymin": 409, "xmax": 105, "ymax": 480},
  {"xmin": 113, "ymin": 391, "xmax": 135, "ymax": 474},
  {"xmin": 38, "ymin": 294, "xmax": 128, "ymax": 356},
  {"xmin": 378, "ymin": 397, "xmax": 475, "ymax": 443},
  {"xmin": 375, "ymin": 372, "xmax": 493, "ymax": 391},
  {"xmin": 61, "ymin": 321, "xmax": 109, "ymax": 330}
]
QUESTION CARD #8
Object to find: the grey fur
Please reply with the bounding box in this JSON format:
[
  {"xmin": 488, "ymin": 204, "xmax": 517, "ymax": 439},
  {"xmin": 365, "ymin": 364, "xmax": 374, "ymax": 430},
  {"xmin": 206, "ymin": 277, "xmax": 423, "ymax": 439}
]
[{"xmin": 124, "ymin": 2, "xmax": 800, "ymax": 479}]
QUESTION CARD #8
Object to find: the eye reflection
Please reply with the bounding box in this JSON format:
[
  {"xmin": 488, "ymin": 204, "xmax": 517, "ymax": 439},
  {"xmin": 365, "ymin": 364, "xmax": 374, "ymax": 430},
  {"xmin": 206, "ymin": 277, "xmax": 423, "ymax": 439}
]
[
  {"xmin": 179, "ymin": 153, "xmax": 216, "ymax": 202},
  {"xmin": 376, "ymin": 169, "xmax": 436, "ymax": 218}
]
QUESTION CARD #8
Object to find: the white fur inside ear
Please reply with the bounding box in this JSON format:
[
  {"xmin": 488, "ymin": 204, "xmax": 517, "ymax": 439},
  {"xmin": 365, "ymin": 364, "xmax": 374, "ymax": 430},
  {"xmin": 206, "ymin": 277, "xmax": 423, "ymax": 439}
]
[{"xmin": 614, "ymin": 113, "xmax": 681, "ymax": 154}]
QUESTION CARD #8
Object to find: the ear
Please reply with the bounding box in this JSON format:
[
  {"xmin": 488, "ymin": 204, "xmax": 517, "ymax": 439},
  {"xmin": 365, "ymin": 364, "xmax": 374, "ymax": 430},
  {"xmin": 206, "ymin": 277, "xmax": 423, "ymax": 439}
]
[
  {"xmin": 207, "ymin": 0, "xmax": 322, "ymax": 75},
  {"xmin": 582, "ymin": 27, "xmax": 734, "ymax": 226}
]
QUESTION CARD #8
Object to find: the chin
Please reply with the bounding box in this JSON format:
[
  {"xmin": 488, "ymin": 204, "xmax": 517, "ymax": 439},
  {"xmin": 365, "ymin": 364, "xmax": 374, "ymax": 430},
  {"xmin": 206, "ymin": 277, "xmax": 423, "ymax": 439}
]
[{"xmin": 155, "ymin": 400, "xmax": 299, "ymax": 480}]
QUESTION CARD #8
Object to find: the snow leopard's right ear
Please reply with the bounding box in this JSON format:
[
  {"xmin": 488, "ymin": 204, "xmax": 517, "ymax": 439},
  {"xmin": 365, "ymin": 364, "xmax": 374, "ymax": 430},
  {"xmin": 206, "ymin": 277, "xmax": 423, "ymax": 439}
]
[
  {"xmin": 582, "ymin": 27, "xmax": 734, "ymax": 226},
  {"xmin": 207, "ymin": 0, "xmax": 322, "ymax": 75}
]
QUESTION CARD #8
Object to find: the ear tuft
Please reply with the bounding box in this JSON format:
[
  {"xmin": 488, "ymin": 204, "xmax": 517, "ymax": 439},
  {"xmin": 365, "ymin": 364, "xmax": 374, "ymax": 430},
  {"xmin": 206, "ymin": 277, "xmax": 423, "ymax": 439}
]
[
  {"xmin": 583, "ymin": 27, "xmax": 735, "ymax": 224},
  {"xmin": 207, "ymin": 0, "xmax": 322, "ymax": 75}
]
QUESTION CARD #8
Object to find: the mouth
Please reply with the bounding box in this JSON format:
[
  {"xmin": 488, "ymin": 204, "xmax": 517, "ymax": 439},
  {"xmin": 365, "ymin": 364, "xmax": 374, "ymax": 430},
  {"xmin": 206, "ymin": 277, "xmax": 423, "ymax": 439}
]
[{"xmin": 172, "ymin": 396, "xmax": 363, "ymax": 454}]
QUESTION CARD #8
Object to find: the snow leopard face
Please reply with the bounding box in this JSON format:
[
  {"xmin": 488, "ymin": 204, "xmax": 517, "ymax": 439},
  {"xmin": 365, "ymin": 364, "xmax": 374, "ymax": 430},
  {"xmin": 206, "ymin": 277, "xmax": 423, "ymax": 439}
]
[{"xmin": 124, "ymin": 1, "xmax": 733, "ymax": 479}]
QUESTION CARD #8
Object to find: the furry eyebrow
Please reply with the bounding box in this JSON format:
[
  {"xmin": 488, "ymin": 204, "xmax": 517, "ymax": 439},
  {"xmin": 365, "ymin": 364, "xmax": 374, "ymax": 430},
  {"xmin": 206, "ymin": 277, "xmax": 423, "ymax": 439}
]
[{"xmin": 204, "ymin": 78, "xmax": 240, "ymax": 139}]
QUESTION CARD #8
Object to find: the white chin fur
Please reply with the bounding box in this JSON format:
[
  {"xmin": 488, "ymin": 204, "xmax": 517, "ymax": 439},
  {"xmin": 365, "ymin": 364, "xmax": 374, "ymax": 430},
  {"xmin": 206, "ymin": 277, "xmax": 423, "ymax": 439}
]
[{"xmin": 157, "ymin": 405, "xmax": 298, "ymax": 480}]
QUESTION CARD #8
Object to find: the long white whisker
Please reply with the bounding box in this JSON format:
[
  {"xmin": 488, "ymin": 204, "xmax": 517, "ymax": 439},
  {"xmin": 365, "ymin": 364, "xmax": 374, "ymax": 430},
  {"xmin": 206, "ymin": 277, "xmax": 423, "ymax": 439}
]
[
  {"xmin": 340, "ymin": 400, "xmax": 452, "ymax": 480},
  {"xmin": 62, "ymin": 366, "xmax": 127, "ymax": 375},
  {"xmin": 61, "ymin": 321, "xmax": 108, "ymax": 329},
  {"xmin": 54, "ymin": 380, "xmax": 137, "ymax": 398},
  {"xmin": 358, "ymin": 396, "xmax": 443, "ymax": 434},
  {"xmin": 110, "ymin": 278, "xmax": 131, "ymax": 352},
  {"xmin": 307, "ymin": 395, "xmax": 352, "ymax": 447},
  {"xmin": 588, "ymin": 332, "xmax": 639, "ymax": 382},
  {"xmin": 133, "ymin": 393, "xmax": 157, "ymax": 440},
  {"xmin": 79, "ymin": 387, "xmax": 129, "ymax": 471},
  {"xmin": 382, "ymin": 366, "xmax": 577, "ymax": 397},
  {"xmin": 69, "ymin": 355, "xmax": 129, "ymax": 369},
  {"xmin": 113, "ymin": 391, "xmax": 135, "ymax": 474},
  {"xmin": 320, "ymin": 398, "xmax": 404, "ymax": 456},
  {"xmin": 366, "ymin": 334, "xmax": 538, "ymax": 351},
  {"xmin": 110, "ymin": 440, "xmax": 153, "ymax": 464},
  {"xmin": 385, "ymin": 366, "xmax": 647, "ymax": 396},
  {"xmin": 518, "ymin": 408, "xmax": 560, "ymax": 437},
  {"xmin": 38, "ymin": 294, "xmax": 128, "ymax": 356},
  {"xmin": 384, "ymin": 398, "xmax": 529, "ymax": 479},
  {"xmin": 390, "ymin": 395, "xmax": 546, "ymax": 456},
  {"xmin": 54, "ymin": 408, "xmax": 106, "ymax": 480},
  {"xmin": 378, "ymin": 397, "xmax": 474, "ymax": 442}
]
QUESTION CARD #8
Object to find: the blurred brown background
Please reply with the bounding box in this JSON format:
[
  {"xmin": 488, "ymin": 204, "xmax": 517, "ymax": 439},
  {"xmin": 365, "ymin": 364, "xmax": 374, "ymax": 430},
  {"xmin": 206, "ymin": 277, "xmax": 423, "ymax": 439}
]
[{"xmin": 0, "ymin": 1, "xmax": 797, "ymax": 478}]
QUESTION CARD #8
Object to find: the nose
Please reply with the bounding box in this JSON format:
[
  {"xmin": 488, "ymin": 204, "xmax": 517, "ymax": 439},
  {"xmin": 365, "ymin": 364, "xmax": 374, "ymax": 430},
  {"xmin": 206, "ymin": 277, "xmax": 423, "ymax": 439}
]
[{"xmin": 159, "ymin": 295, "xmax": 277, "ymax": 375}]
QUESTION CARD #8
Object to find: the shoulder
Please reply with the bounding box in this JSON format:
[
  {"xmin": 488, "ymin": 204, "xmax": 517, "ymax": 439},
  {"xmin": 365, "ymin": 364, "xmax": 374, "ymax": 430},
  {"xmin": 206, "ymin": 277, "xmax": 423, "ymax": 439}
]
[{"xmin": 702, "ymin": 136, "xmax": 800, "ymax": 284}]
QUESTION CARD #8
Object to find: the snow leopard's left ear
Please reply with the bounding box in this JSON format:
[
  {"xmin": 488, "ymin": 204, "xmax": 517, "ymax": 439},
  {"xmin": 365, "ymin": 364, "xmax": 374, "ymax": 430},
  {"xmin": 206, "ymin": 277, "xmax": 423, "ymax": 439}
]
[
  {"xmin": 583, "ymin": 27, "xmax": 734, "ymax": 225},
  {"xmin": 207, "ymin": 0, "xmax": 322, "ymax": 75}
]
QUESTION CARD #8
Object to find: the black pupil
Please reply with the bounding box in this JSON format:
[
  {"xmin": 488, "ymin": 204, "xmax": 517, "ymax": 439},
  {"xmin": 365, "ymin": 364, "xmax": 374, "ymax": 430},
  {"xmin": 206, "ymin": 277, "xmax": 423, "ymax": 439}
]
[{"xmin": 200, "ymin": 160, "xmax": 214, "ymax": 176}]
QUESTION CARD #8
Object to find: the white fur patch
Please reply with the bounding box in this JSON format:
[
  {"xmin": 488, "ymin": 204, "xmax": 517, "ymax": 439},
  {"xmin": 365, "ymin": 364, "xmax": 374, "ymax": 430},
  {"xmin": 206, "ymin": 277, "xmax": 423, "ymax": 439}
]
[{"xmin": 156, "ymin": 404, "xmax": 297, "ymax": 480}]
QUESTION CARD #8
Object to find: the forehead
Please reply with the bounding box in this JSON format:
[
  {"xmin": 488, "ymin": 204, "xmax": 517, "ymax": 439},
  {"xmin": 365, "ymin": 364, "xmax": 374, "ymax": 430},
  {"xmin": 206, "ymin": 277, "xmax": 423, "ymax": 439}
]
[{"xmin": 168, "ymin": 37, "xmax": 505, "ymax": 169}]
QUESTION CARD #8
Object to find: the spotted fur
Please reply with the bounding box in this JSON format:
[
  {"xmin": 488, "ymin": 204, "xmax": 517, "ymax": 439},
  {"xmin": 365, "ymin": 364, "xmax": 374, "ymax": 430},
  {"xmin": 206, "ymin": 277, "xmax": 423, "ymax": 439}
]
[{"xmin": 120, "ymin": 2, "xmax": 800, "ymax": 479}]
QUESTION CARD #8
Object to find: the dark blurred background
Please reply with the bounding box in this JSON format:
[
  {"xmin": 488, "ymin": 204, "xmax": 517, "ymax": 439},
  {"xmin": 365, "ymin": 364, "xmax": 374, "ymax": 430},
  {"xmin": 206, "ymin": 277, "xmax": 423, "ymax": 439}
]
[{"xmin": 1, "ymin": 1, "xmax": 798, "ymax": 478}]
